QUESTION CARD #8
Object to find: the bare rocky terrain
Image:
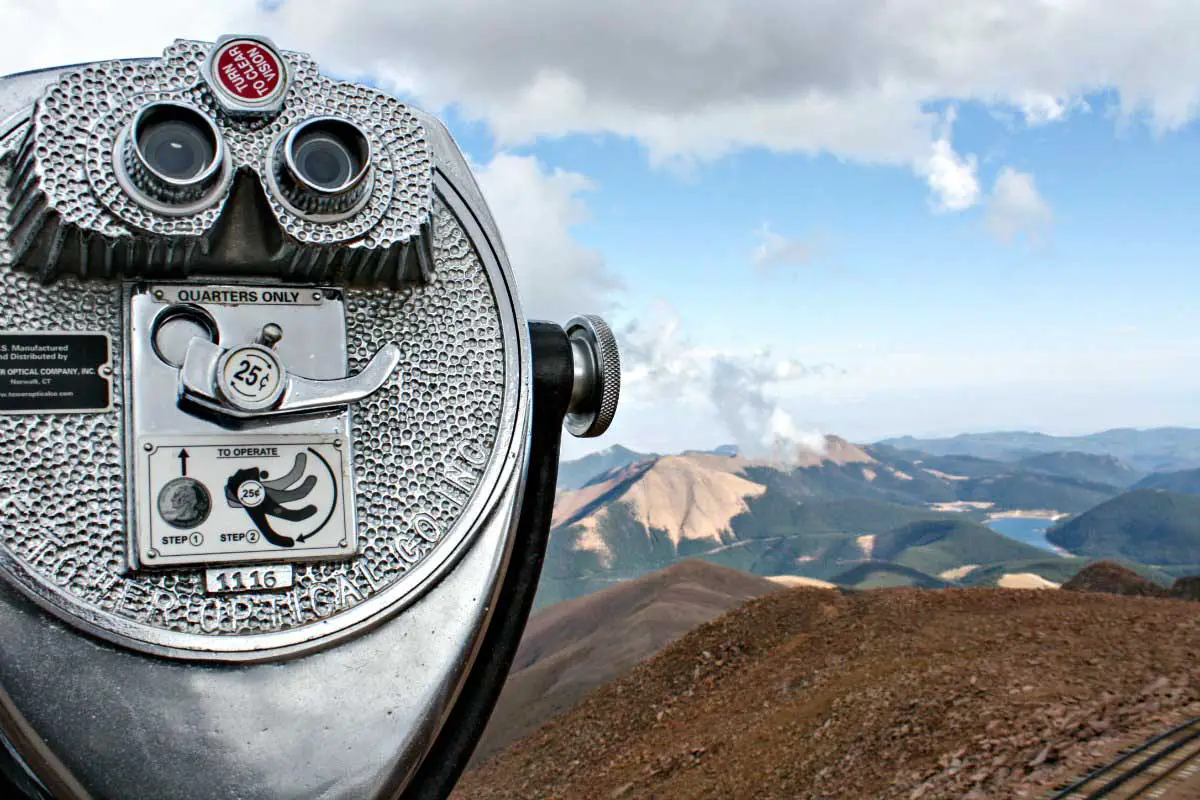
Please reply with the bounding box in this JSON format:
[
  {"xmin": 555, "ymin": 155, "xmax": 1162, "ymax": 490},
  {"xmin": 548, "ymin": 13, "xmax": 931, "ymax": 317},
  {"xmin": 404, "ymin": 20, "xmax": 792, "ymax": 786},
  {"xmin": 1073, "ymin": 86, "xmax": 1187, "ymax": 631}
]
[
  {"xmin": 470, "ymin": 560, "xmax": 784, "ymax": 765},
  {"xmin": 456, "ymin": 586, "xmax": 1200, "ymax": 799},
  {"xmin": 1062, "ymin": 560, "xmax": 1170, "ymax": 596},
  {"xmin": 1064, "ymin": 560, "xmax": 1200, "ymax": 602}
]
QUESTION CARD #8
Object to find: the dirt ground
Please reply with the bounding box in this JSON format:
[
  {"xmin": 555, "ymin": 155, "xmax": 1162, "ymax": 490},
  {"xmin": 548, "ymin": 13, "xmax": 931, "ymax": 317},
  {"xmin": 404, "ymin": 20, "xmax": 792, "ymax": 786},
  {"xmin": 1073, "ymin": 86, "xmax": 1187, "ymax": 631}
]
[
  {"xmin": 471, "ymin": 560, "xmax": 781, "ymax": 765},
  {"xmin": 455, "ymin": 587, "xmax": 1200, "ymax": 800}
]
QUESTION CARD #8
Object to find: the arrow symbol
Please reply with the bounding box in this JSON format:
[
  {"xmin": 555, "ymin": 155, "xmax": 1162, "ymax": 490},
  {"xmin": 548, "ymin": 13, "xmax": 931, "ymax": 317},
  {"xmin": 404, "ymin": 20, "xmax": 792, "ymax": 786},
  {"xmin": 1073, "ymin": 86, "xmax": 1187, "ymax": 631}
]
[{"xmin": 178, "ymin": 449, "xmax": 190, "ymax": 476}]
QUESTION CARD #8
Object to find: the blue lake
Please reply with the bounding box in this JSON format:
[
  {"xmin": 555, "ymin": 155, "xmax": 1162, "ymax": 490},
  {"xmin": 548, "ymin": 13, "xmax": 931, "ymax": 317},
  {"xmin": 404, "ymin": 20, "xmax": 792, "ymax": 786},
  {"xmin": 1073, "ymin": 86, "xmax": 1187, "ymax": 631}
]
[{"xmin": 985, "ymin": 517, "xmax": 1061, "ymax": 553}]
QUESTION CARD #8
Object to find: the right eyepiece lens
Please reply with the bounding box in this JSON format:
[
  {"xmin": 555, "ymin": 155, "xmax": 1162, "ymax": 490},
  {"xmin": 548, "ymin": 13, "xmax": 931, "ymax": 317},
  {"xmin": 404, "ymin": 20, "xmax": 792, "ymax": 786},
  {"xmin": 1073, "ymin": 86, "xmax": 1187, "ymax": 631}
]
[
  {"xmin": 293, "ymin": 132, "xmax": 354, "ymax": 190},
  {"xmin": 285, "ymin": 119, "xmax": 370, "ymax": 194}
]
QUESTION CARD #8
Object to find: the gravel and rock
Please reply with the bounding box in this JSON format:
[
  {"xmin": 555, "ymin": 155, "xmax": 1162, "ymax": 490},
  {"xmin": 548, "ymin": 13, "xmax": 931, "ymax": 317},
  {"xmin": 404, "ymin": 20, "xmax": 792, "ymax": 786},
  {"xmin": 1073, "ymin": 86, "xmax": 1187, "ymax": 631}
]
[
  {"xmin": 455, "ymin": 587, "xmax": 1200, "ymax": 799},
  {"xmin": 1061, "ymin": 561, "xmax": 1169, "ymax": 597}
]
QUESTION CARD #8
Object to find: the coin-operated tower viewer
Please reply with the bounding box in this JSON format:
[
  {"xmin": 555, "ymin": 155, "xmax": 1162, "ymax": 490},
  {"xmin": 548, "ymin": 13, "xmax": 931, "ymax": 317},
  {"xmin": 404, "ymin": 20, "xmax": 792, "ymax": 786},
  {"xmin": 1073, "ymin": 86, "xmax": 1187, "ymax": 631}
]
[{"xmin": 0, "ymin": 34, "xmax": 621, "ymax": 800}]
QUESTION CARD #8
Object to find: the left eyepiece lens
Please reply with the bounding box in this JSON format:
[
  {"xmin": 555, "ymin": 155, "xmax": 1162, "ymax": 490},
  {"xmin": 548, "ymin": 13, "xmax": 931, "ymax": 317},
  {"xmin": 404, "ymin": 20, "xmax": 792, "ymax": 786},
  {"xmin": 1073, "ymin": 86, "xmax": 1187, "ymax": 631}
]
[
  {"xmin": 138, "ymin": 114, "xmax": 215, "ymax": 181},
  {"xmin": 120, "ymin": 102, "xmax": 225, "ymax": 209}
]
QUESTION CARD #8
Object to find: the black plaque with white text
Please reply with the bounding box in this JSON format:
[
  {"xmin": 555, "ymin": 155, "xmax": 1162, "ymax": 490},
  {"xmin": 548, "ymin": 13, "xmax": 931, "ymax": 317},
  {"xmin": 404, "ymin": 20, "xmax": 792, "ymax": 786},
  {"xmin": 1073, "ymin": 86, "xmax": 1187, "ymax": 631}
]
[{"xmin": 0, "ymin": 333, "xmax": 112, "ymax": 413}]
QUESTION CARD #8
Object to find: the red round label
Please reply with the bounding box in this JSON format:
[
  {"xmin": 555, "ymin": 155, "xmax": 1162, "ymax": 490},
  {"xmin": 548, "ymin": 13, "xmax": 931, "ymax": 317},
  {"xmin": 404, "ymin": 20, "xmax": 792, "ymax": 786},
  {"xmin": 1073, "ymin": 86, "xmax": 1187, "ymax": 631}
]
[{"xmin": 213, "ymin": 40, "xmax": 284, "ymax": 102}]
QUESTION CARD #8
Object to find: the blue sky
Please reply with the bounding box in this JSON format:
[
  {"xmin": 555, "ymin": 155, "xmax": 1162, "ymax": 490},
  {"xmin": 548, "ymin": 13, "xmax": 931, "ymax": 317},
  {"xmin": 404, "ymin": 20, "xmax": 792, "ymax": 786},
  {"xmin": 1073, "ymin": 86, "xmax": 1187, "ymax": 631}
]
[
  {"xmin": 4, "ymin": 1, "xmax": 1200, "ymax": 459},
  {"xmin": 453, "ymin": 97, "xmax": 1200, "ymax": 457}
]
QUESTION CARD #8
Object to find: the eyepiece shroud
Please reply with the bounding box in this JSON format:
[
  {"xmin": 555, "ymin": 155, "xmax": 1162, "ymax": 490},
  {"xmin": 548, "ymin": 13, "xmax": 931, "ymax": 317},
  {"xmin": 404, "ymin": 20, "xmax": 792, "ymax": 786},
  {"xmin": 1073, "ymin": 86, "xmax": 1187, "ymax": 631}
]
[
  {"xmin": 273, "ymin": 116, "xmax": 373, "ymax": 218},
  {"xmin": 2, "ymin": 39, "xmax": 434, "ymax": 287},
  {"xmin": 118, "ymin": 101, "xmax": 228, "ymax": 212}
]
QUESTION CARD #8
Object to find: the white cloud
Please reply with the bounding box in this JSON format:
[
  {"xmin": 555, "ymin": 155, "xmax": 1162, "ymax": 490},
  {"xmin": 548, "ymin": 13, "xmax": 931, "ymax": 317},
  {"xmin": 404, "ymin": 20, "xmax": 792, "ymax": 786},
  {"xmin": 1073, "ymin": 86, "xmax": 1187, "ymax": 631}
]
[
  {"xmin": 5, "ymin": 2, "xmax": 1196, "ymax": 215},
  {"xmin": 920, "ymin": 136, "xmax": 982, "ymax": 213},
  {"xmin": 0, "ymin": 1, "xmax": 250, "ymax": 72},
  {"xmin": 986, "ymin": 167, "xmax": 1054, "ymax": 244},
  {"xmin": 244, "ymin": 1, "xmax": 1200, "ymax": 200},
  {"xmin": 617, "ymin": 303, "xmax": 710, "ymax": 407},
  {"xmin": 751, "ymin": 224, "xmax": 813, "ymax": 273},
  {"xmin": 1017, "ymin": 92, "xmax": 1070, "ymax": 126},
  {"xmin": 617, "ymin": 304, "xmax": 839, "ymax": 459},
  {"xmin": 470, "ymin": 153, "xmax": 623, "ymax": 323}
]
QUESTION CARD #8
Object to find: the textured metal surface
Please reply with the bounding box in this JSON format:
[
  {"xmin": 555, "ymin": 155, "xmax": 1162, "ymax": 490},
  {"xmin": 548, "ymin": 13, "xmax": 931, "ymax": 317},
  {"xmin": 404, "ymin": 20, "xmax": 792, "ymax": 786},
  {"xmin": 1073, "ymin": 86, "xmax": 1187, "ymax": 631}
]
[
  {"xmin": 0, "ymin": 65, "xmax": 124, "ymax": 141},
  {"xmin": 0, "ymin": 173, "xmax": 520, "ymax": 659},
  {"xmin": 0, "ymin": 453, "xmax": 526, "ymax": 800},
  {"xmin": 3, "ymin": 39, "xmax": 435, "ymax": 284}
]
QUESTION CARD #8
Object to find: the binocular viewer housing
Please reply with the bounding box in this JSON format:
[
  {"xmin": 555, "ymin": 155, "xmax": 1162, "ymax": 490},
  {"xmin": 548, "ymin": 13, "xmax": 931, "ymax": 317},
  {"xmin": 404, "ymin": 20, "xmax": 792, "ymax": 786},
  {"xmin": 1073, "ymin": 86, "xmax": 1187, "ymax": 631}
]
[{"xmin": 0, "ymin": 34, "xmax": 619, "ymax": 799}]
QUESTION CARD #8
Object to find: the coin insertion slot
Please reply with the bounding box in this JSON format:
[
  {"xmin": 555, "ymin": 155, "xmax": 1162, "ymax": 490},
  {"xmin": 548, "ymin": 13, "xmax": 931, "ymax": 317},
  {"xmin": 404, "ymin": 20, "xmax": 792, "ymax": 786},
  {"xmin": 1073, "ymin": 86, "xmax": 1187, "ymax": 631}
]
[{"xmin": 151, "ymin": 305, "xmax": 218, "ymax": 368}]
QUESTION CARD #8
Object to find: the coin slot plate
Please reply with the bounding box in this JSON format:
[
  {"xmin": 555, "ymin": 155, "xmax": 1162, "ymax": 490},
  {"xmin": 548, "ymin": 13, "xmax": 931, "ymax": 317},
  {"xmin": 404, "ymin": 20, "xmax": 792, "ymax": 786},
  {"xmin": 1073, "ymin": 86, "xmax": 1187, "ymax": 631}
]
[
  {"xmin": 151, "ymin": 305, "xmax": 217, "ymax": 367},
  {"xmin": 126, "ymin": 282, "xmax": 358, "ymax": 570}
]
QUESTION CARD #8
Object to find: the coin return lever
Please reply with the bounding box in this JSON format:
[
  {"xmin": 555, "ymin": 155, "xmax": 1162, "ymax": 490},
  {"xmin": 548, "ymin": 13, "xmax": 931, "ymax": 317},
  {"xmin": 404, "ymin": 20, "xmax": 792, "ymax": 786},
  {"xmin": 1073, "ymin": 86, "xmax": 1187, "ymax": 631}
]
[{"xmin": 176, "ymin": 319, "xmax": 400, "ymax": 419}]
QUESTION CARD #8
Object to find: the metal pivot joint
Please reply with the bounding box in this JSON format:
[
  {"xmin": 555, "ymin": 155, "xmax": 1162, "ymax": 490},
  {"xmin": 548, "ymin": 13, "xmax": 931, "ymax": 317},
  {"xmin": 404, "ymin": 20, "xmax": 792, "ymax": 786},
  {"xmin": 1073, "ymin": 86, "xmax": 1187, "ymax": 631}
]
[{"xmin": 178, "ymin": 325, "xmax": 401, "ymax": 419}]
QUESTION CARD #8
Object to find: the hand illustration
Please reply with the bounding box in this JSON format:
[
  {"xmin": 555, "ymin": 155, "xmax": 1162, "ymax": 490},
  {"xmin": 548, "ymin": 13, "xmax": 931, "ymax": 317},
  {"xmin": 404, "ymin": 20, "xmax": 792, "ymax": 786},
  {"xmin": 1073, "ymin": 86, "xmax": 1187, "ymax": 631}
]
[{"xmin": 224, "ymin": 452, "xmax": 318, "ymax": 548}]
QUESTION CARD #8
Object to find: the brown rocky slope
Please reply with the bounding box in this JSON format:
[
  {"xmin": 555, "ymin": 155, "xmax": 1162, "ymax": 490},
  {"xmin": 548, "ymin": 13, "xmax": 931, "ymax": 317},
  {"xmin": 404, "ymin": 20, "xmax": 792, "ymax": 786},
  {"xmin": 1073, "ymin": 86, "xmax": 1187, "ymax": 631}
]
[
  {"xmin": 1063, "ymin": 560, "xmax": 1200, "ymax": 601},
  {"xmin": 1061, "ymin": 560, "xmax": 1169, "ymax": 597},
  {"xmin": 456, "ymin": 587, "xmax": 1200, "ymax": 799},
  {"xmin": 470, "ymin": 560, "xmax": 783, "ymax": 765}
]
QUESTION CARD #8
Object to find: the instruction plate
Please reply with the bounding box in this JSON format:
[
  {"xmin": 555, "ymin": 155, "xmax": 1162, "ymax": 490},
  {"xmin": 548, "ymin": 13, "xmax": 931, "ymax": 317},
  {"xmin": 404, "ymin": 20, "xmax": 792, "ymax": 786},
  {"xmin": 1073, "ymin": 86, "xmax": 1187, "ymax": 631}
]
[{"xmin": 136, "ymin": 436, "xmax": 356, "ymax": 568}]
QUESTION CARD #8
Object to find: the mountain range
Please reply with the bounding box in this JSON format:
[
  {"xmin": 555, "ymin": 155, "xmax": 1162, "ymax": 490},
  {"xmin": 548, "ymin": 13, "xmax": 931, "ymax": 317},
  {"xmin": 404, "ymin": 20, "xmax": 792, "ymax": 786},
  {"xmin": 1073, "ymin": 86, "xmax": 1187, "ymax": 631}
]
[
  {"xmin": 453, "ymin": 427, "xmax": 1200, "ymax": 797},
  {"xmin": 878, "ymin": 427, "xmax": 1200, "ymax": 473},
  {"xmin": 1046, "ymin": 488, "xmax": 1200, "ymax": 568},
  {"xmin": 539, "ymin": 428, "xmax": 1200, "ymax": 609}
]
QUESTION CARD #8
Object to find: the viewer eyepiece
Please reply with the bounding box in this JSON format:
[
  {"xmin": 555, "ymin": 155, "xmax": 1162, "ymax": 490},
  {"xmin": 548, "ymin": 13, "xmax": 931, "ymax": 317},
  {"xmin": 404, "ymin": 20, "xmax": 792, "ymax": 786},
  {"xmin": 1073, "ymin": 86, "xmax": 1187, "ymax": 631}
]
[
  {"xmin": 119, "ymin": 101, "xmax": 226, "ymax": 211},
  {"xmin": 275, "ymin": 116, "xmax": 372, "ymax": 217},
  {"xmin": 137, "ymin": 106, "xmax": 217, "ymax": 182}
]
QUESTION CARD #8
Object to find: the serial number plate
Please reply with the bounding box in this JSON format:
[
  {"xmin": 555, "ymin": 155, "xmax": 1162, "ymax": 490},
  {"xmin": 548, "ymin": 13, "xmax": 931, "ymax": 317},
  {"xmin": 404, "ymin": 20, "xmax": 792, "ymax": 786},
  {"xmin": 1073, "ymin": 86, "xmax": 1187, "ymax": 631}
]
[
  {"xmin": 136, "ymin": 436, "xmax": 356, "ymax": 568},
  {"xmin": 205, "ymin": 564, "xmax": 294, "ymax": 594}
]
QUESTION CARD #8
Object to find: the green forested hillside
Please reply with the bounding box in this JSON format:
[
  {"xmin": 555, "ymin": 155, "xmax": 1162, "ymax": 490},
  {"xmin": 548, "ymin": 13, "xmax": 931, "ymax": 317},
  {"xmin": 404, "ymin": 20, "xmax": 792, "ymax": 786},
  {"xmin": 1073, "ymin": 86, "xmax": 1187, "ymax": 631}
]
[
  {"xmin": 872, "ymin": 519, "xmax": 1048, "ymax": 576},
  {"xmin": 829, "ymin": 561, "xmax": 954, "ymax": 589},
  {"xmin": 1016, "ymin": 451, "xmax": 1143, "ymax": 487},
  {"xmin": 955, "ymin": 473, "xmax": 1119, "ymax": 513},
  {"xmin": 1132, "ymin": 468, "xmax": 1200, "ymax": 495},
  {"xmin": 957, "ymin": 558, "xmax": 1090, "ymax": 587},
  {"xmin": 1046, "ymin": 489, "xmax": 1200, "ymax": 566}
]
